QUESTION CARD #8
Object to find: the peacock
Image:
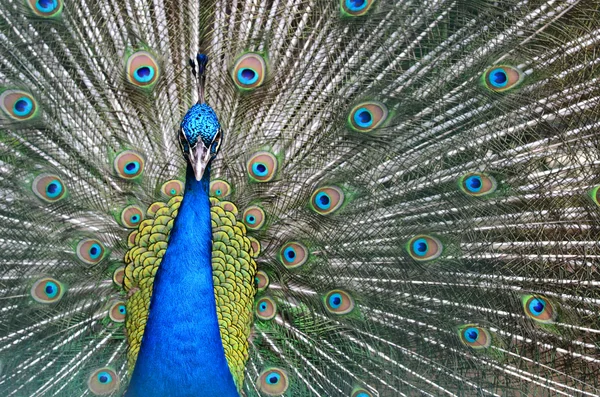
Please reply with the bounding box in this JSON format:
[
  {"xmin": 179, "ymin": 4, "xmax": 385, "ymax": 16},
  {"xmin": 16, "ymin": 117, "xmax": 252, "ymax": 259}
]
[{"xmin": 1, "ymin": 0, "xmax": 600, "ymax": 396}]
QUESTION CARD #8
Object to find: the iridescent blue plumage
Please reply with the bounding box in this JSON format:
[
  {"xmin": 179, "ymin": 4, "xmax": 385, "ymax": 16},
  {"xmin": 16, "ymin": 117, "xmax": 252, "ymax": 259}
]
[{"xmin": 180, "ymin": 103, "xmax": 220, "ymax": 148}]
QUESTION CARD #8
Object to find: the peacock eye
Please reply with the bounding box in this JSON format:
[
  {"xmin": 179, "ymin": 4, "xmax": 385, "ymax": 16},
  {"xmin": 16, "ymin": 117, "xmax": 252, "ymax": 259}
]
[
  {"xmin": 112, "ymin": 266, "xmax": 125, "ymax": 286},
  {"xmin": 247, "ymin": 152, "xmax": 277, "ymax": 182},
  {"xmin": 248, "ymin": 236, "xmax": 261, "ymax": 257},
  {"xmin": 458, "ymin": 325, "xmax": 492, "ymax": 349},
  {"xmin": 32, "ymin": 174, "xmax": 67, "ymax": 202},
  {"xmin": 120, "ymin": 205, "xmax": 144, "ymax": 228},
  {"xmin": 324, "ymin": 290, "xmax": 355, "ymax": 314},
  {"xmin": 88, "ymin": 368, "xmax": 119, "ymax": 395},
  {"xmin": 255, "ymin": 270, "xmax": 269, "ymax": 291},
  {"xmin": 341, "ymin": 0, "xmax": 375, "ymax": 16},
  {"xmin": 126, "ymin": 51, "xmax": 160, "ymax": 88},
  {"xmin": 310, "ymin": 186, "xmax": 345, "ymax": 215},
  {"xmin": 407, "ymin": 235, "xmax": 443, "ymax": 261},
  {"xmin": 1, "ymin": 90, "xmax": 38, "ymax": 121},
  {"xmin": 255, "ymin": 297, "xmax": 277, "ymax": 320},
  {"xmin": 161, "ymin": 180, "xmax": 184, "ymax": 197},
  {"xmin": 108, "ymin": 301, "xmax": 127, "ymax": 322},
  {"xmin": 348, "ymin": 101, "xmax": 388, "ymax": 132},
  {"xmin": 243, "ymin": 206, "xmax": 266, "ymax": 230},
  {"xmin": 114, "ymin": 151, "xmax": 145, "ymax": 179},
  {"xmin": 210, "ymin": 179, "xmax": 232, "ymax": 198},
  {"xmin": 483, "ymin": 65, "xmax": 523, "ymax": 92},
  {"xmin": 232, "ymin": 53, "xmax": 267, "ymax": 90},
  {"xmin": 459, "ymin": 172, "xmax": 497, "ymax": 196},
  {"xmin": 28, "ymin": 0, "xmax": 62, "ymax": 17},
  {"xmin": 522, "ymin": 295, "xmax": 556, "ymax": 323},
  {"xmin": 279, "ymin": 242, "xmax": 308, "ymax": 269},
  {"xmin": 351, "ymin": 389, "xmax": 374, "ymax": 397},
  {"xmin": 257, "ymin": 368, "xmax": 289, "ymax": 395},
  {"xmin": 76, "ymin": 238, "xmax": 106, "ymax": 265},
  {"xmin": 31, "ymin": 277, "xmax": 65, "ymax": 303}
]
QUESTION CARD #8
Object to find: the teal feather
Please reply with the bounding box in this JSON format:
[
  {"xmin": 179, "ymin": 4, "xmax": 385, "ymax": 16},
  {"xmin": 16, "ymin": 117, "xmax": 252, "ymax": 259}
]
[{"xmin": 1, "ymin": 1, "xmax": 600, "ymax": 396}]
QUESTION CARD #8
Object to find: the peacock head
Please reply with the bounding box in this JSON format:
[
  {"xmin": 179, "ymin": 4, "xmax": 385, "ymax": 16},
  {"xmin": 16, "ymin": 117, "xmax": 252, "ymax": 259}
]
[
  {"xmin": 179, "ymin": 103, "xmax": 222, "ymax": 181},
  {"xmin": 179, "ymin": 54, "xmax": 223, "ymax": 181}
]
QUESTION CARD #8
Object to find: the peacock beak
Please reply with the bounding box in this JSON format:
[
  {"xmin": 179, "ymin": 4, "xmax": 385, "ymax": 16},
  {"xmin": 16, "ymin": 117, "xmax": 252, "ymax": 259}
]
[{"xmin": 189, "ymin": 143, "xmax": 212, "ymax": 181}]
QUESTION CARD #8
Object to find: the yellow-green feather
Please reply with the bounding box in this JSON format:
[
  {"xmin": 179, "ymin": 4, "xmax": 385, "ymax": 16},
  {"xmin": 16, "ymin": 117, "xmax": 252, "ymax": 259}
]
[{"xmin": 123, "ymin": 195, "xmax": 258, "ymax": 389}]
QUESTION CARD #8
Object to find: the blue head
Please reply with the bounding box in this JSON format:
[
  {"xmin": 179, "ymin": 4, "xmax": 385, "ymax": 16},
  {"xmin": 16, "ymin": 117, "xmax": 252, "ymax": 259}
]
[{"xmin": 179, "ymin": 54, "xmax": 223, "ymax": 181}]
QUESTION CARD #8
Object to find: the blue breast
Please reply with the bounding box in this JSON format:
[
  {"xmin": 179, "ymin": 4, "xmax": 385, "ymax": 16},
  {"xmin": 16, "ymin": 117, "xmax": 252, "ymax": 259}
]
[{"xmin": 125, "ymin": 166, "xmax": 240, "ymax": 397}]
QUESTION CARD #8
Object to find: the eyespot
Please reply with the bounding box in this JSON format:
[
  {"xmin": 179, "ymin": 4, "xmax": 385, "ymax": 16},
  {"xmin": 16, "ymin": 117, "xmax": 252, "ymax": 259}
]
[
  {"xmin": 108, "ymin": 301, "xmax": 127, "ymax": 323},
  {"xmin": 458, "ymin": 325, "xmax": 492, "ymax": 349},
  {"xmin": 126, "ymin": 51, "xmax": 160, "ymax": 88},
  {"xmin": 257, "ymin": 368, "xmax": 289, "ymax": 396},
  {"xmin": 256, "ymin": 297, "xmax": 276, "ymax": 320},
  {"xmin": 247, "ymin": 152, "xmax": 277, "ymax": 182},
  {"xmin": 0, "ymin": 90, "xmax": 38, "ymax": 121},
  {"xmin": 255, "ymin": 270, "xmax": 269, "ymax": 291},
  {"xmin": 114, "ymin": 151, "xmax": 144, "ymax": 179},
  {"xmin": 522, "ymin": 295, "xmax": 556, "ymax": 323},
  {"xmin": 483, "ymin": 65, "xmax": 523, "ymax": 92},
  {"xmin": 120, "ymin": 205, "xmax": 144, "ymax": 228},
  {"xmin": 31, "ymin": 277, "xmax": 64, "ymax": 303},
  {"xmin": 249, "ymin": 236, "xmax": 261, "ymax": 257},
  {"xmin": 76, "ymin": 238, "xmax": 106, "ymax": 265},
  {"xmin": 112, "ymin": 266, "xmax": 125, "ymax": 286},
  {"xmin": 127, "ymin": 230, "xmax": 138, "ymax": 247},
  {"xmin": 589, "ymin": 186, "xmax": 600, "ymax": 206},
  {"xmin": 351, "ymin": 389, "xmax": 374, "ymax": 397},
  {"xmin": 243, "ymin": 206, "xmax": 265, "ymax": 230},
  {"xmin": 459, "ymin": 172, "xmax": 497, "ymax": 196},
  {"xmin": 32, "ymin": 174, "xmax": 67, "ymax": 202},
  {"xmin": 160, "ymin": 180, "xmax": 183, "ymax": 197},
  {"xmin": 407, "ymin": 235, "xmax": 443, "ymax": 261},
  {"xmin": 324, "ymin": 290, "xmax": 355, "ymax": 315},
  {"xmin": 279, "ymin": 242, "xmax": 308, "ymax": 269},
  {"xmin": 88, "ymin": 367, "xmax": 119, "ymax": 395},
  {"xmin": 232, "ymin": 53, "xmax": 267, "ymax": 90},
  {"xmin": 341, "ymin": 0, "xmax": 375, "ymax": 16},
  {"xmin": 210, "ymin": 179, "xmax": 231, "ymax": 198},
  {"xmin": 28, "ymin": 0, "xmax": 63, "ymax": 17},
  {"xmin": 310, "ymin": 186, "xmax": 344, "ymax": 215},
  {"xmin": 348, "ymin": 102, "xmax": 388, "ymax": 132}
]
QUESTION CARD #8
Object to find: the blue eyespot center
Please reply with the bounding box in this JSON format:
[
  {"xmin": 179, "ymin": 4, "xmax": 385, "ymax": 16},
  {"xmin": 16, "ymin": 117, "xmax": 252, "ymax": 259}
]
[
  {"xmin": 259, "ymin": 302, "xmax": 268, "ymax": 312},
  {"xmin": 170, "ymin": 189, "xmax": 177, "ymax": 195},
  {"xmin": 97, "ymin": 371, "xmax": 112, "ymax": 384},
  {"xmin": 37, "ymin": 0, "xmax": 58, "ymax": 12},
  {"xmin": 266, "ymin": 372, "xmax": 280, "ymax": 384},
  {"xmin": 238, "ymin": 68, "xmax": 258, "ymax": 85},
  {"xmin": 134, "ymin": 66, "xmax": 155, "ymax": 83},
  {"xmin": 215, "ymin": 189, "xmax": 222, "ymax": 196},
  {"xmin": 252, "ymin": 162, "xmax": 269, "ymax": 177},
  {"xmin": 346, "ymin": 0, "xmax": 367, "ymax": 12},
  {"xmin": 356, "ymin": 393, "xmax": 370, "ymax": 397},
  {"xmin": 246, "ymin": 215, "xmax": 256, "ymax": 224},
  {"xmin": 354, "ymin": 108, "xmax": 373, "ymax": 128},
  {"xmin": 466, "ymin": 175, "xmax": 482, "ymax": 192},
  {"xmin": 413, "ymin": 238, "xmax": 428, "ymax": 256},
  {"xmin": 44, "ymin": 281, "xmax": 58, "ymax": 298},
  {"xmin": 118, "ymin": 305, "xmax": 126, "ymax": 314},
  {"xmin": 284, "ymin": 247, "xmax": 296, "ymax": 261},
  {"xmin": 124, "ymin": 161, "xmax": 140, "ymax": 175},
  {"xmin": 13, "ymin": 97, "xmax": 33, "ymax": 117},
  {"xmin": 315, "ymin": 192, "xmax": 331, "ymax": 210},
  {"xmin": 130, "ymin": 215, "xmax": 140, "ymax": 223},
  {"xmin": 89, "ymin": 243, "xmax": 101, "ymax": 259},
  {"xmin": 529, "ymin": 298, "xmax": 545, "ymax": 316},
  {"xmin": 490, "ymin": 68, "xmax": 508, "ymax": 88},
  {"xmin": 46, "ymin": 180, "xmax": 63, "ymax": 198},
  {"xmin": 464, "ymin": 327, "xmax": 479, "ymax": 343},
  {"xmin": 329, "ymin": 293, "xmax": 342, "ymax": 309}
]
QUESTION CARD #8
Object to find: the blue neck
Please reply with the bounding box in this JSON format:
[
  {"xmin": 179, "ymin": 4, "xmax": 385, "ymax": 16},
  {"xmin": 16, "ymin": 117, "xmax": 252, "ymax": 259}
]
[{"xmin": 126, "ymin": 165, "xmax": 239, "ymax": 397}]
